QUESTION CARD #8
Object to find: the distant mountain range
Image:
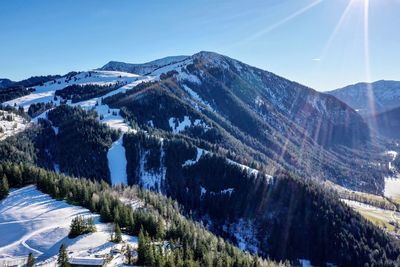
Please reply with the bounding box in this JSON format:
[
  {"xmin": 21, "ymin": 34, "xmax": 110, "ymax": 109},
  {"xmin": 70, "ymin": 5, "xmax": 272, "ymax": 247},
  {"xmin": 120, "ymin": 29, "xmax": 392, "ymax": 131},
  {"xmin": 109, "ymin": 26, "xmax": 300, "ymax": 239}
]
[
  {"xmin": 328, "ymin": 80, "xmax": 400, "ymax": 116},
  {"xmin": 328, "ymin": 80, "xmax": 400, "ymax": 139}
]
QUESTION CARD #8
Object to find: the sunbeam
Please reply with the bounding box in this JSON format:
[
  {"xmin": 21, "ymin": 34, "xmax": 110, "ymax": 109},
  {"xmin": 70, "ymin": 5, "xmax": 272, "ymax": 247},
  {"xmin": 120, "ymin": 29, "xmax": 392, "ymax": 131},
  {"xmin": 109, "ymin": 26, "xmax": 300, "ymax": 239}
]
[
  {"xmin": 239, "ymin": 0, "xmax": 323, "ymax": 44},
  {"xmin": 317, "ymin": 0, "xmax": 357, "ymax": 61}
]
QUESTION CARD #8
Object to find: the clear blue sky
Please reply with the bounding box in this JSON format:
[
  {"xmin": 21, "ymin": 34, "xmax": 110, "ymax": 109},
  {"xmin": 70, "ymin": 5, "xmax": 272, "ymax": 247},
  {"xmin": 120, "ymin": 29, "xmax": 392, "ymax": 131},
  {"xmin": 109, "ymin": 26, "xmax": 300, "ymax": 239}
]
[{"xmin": 0, "ymin": 0, "xmax": 399, "ymax": 91}]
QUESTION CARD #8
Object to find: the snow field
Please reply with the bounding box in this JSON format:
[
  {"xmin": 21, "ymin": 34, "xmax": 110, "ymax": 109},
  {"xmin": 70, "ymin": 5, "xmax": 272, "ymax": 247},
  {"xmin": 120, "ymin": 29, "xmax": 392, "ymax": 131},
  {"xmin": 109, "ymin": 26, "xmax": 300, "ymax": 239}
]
[
  {"xmin": 108, "ymin": 135, "xmax": 128, "ymax": 186},
  {"xmin": 0, "ymin": 186, "xmax": 137, "ymax": 266}
]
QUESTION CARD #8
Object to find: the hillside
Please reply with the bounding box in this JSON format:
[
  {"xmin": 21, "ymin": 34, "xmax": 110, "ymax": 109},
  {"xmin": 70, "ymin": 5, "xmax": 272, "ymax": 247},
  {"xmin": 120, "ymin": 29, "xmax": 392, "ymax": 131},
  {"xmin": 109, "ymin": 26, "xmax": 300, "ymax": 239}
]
[
  {"xmin": 0, "ymin": 51, "xmax": 397, "ymax": 266},
  {"xmin": 103, "ymin": 51, "xmax": 383, "ymax": 192},
  {"xmin": 328, "ymin": 80, "xmax": 400, "ymax": 117},
  {"xmin": 370, "ymin": 106, "xmax": 400, "ymax": 140}
]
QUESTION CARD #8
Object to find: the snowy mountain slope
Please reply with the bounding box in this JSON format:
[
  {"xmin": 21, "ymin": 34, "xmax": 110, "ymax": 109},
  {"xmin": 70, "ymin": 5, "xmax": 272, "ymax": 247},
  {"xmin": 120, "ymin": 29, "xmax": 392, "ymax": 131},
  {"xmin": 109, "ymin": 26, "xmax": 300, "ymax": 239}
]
[
  {"xmin": 0, "ymin": 185, "xmax": 137, "ymax": 265},
  {"xmin": 3, "ymin": 70, "xmax": 143, "ymax": 111},
  {"xmin": 99, "ymin": 55, "xmax": 189, "ymax": 75},
  {"xmin": 104, "ymin": 51, "xmax": 380, "ymax": 193},
  {"xmin": 328, "ymin": 80, "xmax": 400, "ymax": 116},
  {"xmin": 0, "ymin": 110, "xmax": 28, "ymax": 141},
  {"xmin": 0, "ymin": 51, "xmax": 384, "ymax": 192}
]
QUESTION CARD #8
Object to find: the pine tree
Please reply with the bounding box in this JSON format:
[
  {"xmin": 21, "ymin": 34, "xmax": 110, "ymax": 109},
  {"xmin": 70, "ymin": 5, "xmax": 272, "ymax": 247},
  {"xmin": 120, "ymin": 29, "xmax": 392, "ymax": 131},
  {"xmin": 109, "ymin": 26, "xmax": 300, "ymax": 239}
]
[
  {"xmin": 58, "ymin": 244, "xmax": 69, "ymax": 267},
  {"xmin": 27, "ymin": 252, "xmax": 35, "ymax": 267},
  {"xmin": 137, "ymin": 227, "xmax": 147, "ymax": 265},
  {"xmin": 0, "ymin": 175, "xmax": 9, "ymax": 200},
  {"xmin": 112, "ymin": 223, "xmax": 122, "ymax": 243}
]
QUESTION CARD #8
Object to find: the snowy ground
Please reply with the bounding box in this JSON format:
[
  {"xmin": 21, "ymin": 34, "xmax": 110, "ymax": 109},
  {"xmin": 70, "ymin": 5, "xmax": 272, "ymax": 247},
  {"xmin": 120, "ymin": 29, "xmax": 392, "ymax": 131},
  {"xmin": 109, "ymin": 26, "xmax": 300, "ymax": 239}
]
[
  {"xmin": 3, "ymin": 71, "xmax": 141, "ymax": 111},
  {"xmin": 108, "ymin": 135, "xmax": 128, "ymax": 186},
  {"xmin": 0, "ymin": 186, "xmax": 137, "ymax": 266},
  {"xmin": 384, "ymin": 150, "xmax": 400, "ymax": 200},
  {"xmin": 0, "ymin": 111, "xmax": 27, "ymax": 141}
]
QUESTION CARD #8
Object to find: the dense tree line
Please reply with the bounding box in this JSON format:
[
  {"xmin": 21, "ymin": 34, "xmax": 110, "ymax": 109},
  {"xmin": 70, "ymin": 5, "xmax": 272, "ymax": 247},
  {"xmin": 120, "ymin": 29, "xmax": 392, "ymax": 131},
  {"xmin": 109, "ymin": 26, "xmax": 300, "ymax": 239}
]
[
  {"xmin": 102, "ymin": 59, "xmax": 387, "ymax": 194},
  {"xmin": 121, "ymin": 131, "xmax": 400, "ymax": 266},
  {"xmin": 55, "ymin": 83, "xmax": 122, "ymax": 103},
  {"xmin": 47, "ymin": 105, "xmax": 119, "ymax": 182},
  {"xmin": 0, "ymin": 86, "xmax": 32, "ymax": 103},
  {"xmin": 27, "ymin": 102, "xmax": 54, "ymax": 118},
  {"xmin": 0, "ymin": 121, "xmax": 55, "ymax": 168},
  {"xmin": 0, "ymin": 162, "xmax": 287, "ymax": 267}
]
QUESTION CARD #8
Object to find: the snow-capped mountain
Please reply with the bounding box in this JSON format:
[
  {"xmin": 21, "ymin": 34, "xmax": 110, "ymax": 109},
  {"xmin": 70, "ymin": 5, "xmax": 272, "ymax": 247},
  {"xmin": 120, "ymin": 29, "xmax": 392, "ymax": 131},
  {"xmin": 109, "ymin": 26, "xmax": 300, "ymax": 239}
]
[
  {"xmin": 99, "ymin": 55, "xmax": 189, "ymax": 75},
  {"xmin": 101, "ymin": 51, "xmax": 379, "ymax": 192},
  {"xmin": 1, "ymin": 51, "xmax": 397, "ymax": 266},
  {"xmin": 328, "ymin": 80, "xmax": 400, "ymax": 116}
]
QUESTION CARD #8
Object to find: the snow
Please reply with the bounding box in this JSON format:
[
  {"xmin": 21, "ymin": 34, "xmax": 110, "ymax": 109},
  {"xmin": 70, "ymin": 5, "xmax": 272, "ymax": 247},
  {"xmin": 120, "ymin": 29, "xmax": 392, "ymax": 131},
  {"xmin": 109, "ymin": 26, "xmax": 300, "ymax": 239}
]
[
  {"xmin": 387, "ymin": 151, "xmax": 398, "ymax": 161},
  {"xmin": 181, "ymin": 84, "xmax": 213, "ymax": 111},
  {"xmin": 52, "ymin": 126, "xmax": 59, "ymax": 135},
  {"xmin": 220, "ymin": 188, "xmax": 234, "ymax": 195},
  {"xmin": 223, "ymin": 219, "xmax": 259, "ymax": 254},
  {"xmin": 177, "ymin": 72, "xmax": 201, "ymax": 85},
  {"xmin": 3, "ymin": 71, "xmax": 139, "ymax": 111},
  {"xmin": 183, "ymin": 147, "xmax": 204, "ymax": 167},
  {"xmin": 0, "ymin": 186, "xmax": 137, "ymax": 266},
  {"xmin": 168, "ymin": 116, "xmax": 209, "ymax": 134},
  {"xmin": 0, "ymin": 111, "xmax": 27, "ymax": 141},
  {"xmin": 100, "ymin": 56, "xmax": 189, "ymax": 75},
  {"xmin": 73, "ymin": 77, "xmax": 153, "ymax": 133},
  {"xmin": 168, "ymin": 116, "xmax": 192, "ymax": 133},
  {"xmin": 138, "ymin": 144, "xmax": 166, "ymax": 192},
  {"xmin": 200, "ymin": 186, "xmax": 207, "ymax": 197},
  {"xmin": 107, "ymin": 135, "xmax": 128, "ymax": 186},
  {"xmin": 384, "ymin": 150, "xmax": 400, "ymax": 199},
  {"xmin": 299, "ymin": 259, "xmax": 313, "ymax": 267}
]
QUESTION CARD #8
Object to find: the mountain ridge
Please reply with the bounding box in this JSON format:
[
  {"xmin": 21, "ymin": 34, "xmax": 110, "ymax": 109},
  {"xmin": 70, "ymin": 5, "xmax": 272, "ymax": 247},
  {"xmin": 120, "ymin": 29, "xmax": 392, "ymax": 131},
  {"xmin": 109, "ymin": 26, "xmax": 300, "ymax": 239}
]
[{"xmin": 328, "ymin": 80, "xmax": 400, "ymax": 116}]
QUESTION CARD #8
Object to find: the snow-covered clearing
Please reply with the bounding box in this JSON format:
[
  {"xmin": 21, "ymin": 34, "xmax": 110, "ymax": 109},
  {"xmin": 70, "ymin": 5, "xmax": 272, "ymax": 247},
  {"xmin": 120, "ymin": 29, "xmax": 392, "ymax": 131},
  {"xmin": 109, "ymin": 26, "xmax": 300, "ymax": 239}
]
[
  {"xmin": 138, "ymin": 144, "xmax": 166, "ymax": 192},
  {"xmin": 182, "ymin": 147, "xmax": 204, "ymax": 167},
  {"xmin": 108, "ymin": 135, "xmax": 128, "ymax": 186},
  {"xmin": 0, "ymin": 186, "xmax": 137, "ymax": 266},
  {"xmin": 384, "ymin": 150, "xmax": 400, "ymax": 200},
  {"xmin": 222, "ymin": 219, "xmax": 259, "ymax": 254},
  {"xmin": 168, "ymin": 116, "xmax": 209, "ymax": 134},
  {"xmin": 3, "ymin": 71, "xmax": 140, "ymax": 111},
  {"xmin": 0, "ymin": 111, "xmax": 27, "ymax": 141},
  {"xmin": 181, "ymin": 84, "xmax": 213, "ymax": 111}
]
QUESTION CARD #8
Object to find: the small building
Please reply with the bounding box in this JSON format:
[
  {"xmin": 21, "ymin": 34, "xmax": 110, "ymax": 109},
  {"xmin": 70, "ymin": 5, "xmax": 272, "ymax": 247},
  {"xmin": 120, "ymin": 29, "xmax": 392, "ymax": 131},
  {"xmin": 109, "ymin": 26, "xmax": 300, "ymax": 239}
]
[{"xmin": 68, "ymin": 257, "xmax": 106, "ymax": 267}]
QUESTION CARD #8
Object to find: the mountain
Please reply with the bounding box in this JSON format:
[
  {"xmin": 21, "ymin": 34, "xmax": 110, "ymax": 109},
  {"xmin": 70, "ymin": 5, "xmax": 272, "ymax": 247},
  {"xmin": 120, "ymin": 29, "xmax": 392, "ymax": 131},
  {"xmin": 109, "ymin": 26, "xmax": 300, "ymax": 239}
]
[
  {"xmin": 328, "ymin": 80, "xmax": 400, "ymax": 116},
  {"xmin": 103, "ymin": 51, "xmax": 380, "ymax": 192},
  {"xmin": 0, "ymin": 51, "xmax": 396, "ymax": 266},
  {"xmin": 370, "ymin": 106, "xmax": 400, "ymax": 139},
  {"xmin": 99, "ymin": 55, "xmax": 189, "ymax": 75},
  {"xmin": 0, "ymin": 78, "xmax": 14, "ymax": 89}
]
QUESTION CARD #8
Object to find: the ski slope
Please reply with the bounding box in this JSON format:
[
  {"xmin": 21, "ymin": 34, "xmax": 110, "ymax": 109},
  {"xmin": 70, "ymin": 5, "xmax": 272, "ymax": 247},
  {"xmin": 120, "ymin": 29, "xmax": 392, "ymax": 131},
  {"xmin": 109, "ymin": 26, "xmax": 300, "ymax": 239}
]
[
  {"xmin": 0, "ymin": 186, "xmax": 137, "ymax": 266},
  {"xmin": 108, "ymin": 135, "xmax": 128, "ymax": 186}
]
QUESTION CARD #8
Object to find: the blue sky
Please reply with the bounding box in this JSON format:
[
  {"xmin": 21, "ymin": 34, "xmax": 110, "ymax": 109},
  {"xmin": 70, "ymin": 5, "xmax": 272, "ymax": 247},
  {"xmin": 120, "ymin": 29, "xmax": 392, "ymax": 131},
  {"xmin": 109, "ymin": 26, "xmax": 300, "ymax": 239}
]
[{"xmin": 0, "ymin": 0, "xmax": 399, "ymax": 90}]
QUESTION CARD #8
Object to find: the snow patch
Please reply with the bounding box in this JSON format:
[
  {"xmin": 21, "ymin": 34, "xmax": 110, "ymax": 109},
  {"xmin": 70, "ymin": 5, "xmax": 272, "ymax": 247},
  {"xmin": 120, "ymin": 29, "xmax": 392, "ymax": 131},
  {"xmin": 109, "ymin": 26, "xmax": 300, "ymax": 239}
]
[
  {"xmin": 107, "ymin": 135, "xmax": 128, "ymax": 186},
  {"xmin": 183, "ymin": 148, "xmax": 204, "ymax": 167},
  {"xmin": 0, "ymin": 111, "xmax": 27, "ymax": 141},
  {"xmin": 168, "ymin": 116, "xmax": 209, "ymax": 134},
  {"xmin": 223, "ymin": 219, "xmax": 259, "ymax": 254},
  {"xmin": 139, "ymin": 143, "xmax": 166, "ymax": 192},
  {"xmin": 0, "ymin": 186, "xmax": 137, "ymax": 266}
]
